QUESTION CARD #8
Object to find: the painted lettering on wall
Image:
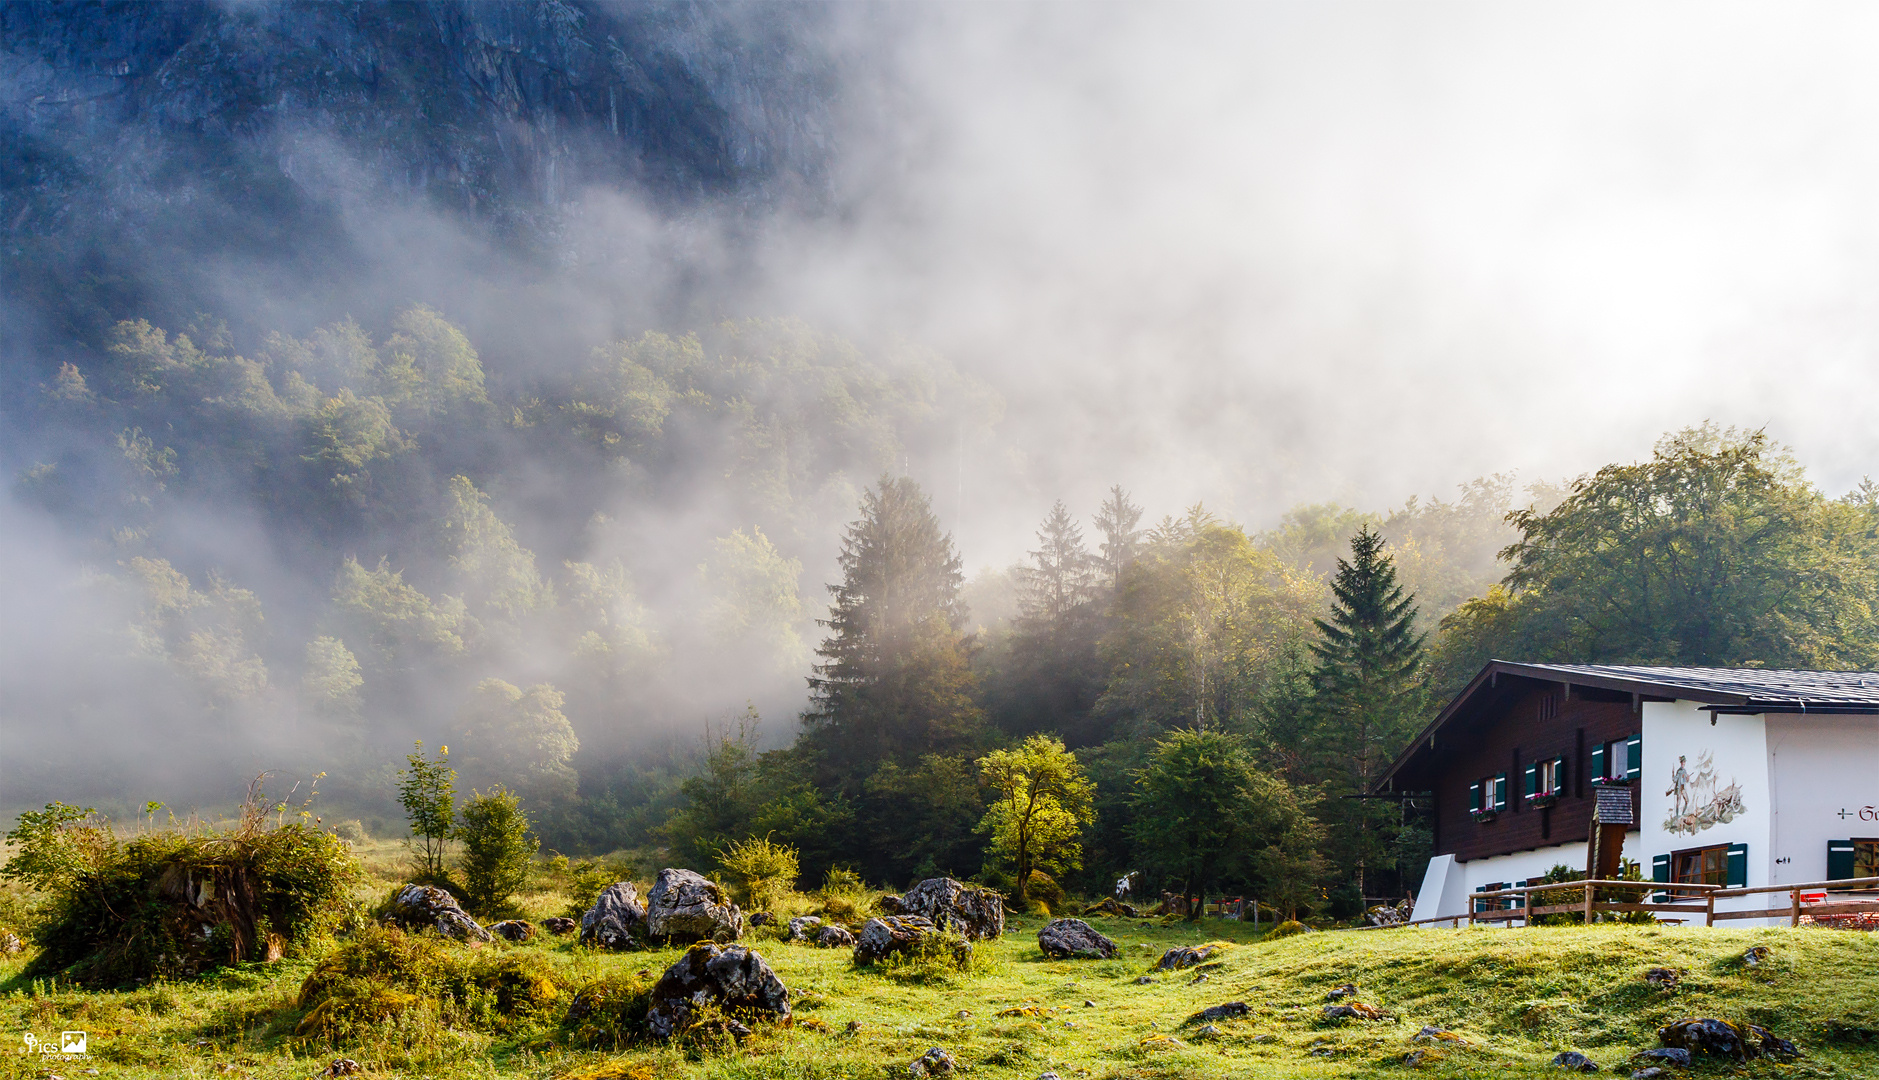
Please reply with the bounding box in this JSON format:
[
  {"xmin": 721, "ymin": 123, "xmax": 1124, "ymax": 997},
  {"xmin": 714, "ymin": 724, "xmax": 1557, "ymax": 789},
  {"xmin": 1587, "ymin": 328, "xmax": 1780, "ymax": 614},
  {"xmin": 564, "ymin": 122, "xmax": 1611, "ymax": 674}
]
[{"xmin": 1663, "ymin": 749, "xmax": 1744, "ymax": 836}]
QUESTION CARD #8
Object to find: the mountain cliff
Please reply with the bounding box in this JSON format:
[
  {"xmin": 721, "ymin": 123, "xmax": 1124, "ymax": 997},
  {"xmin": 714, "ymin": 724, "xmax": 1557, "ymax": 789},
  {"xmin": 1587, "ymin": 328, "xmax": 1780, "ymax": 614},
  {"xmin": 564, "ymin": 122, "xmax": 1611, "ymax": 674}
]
[{"xmin": 1, "ymin": 0, "xmax": 843, "ymax": 348}]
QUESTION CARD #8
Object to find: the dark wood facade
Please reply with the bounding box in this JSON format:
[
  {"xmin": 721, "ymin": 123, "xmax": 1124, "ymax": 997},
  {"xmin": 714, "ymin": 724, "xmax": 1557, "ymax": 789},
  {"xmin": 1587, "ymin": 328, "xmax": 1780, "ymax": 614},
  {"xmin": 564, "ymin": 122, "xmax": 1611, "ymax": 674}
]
[{"xmin": 1384, "ymin": 672, "xmax": 1647, "ymax": 864}]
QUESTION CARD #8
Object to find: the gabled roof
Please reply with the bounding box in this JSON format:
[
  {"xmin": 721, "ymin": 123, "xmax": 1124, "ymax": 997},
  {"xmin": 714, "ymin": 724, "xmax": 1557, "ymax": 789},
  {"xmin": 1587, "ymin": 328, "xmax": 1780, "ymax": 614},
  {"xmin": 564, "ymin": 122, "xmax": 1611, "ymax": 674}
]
[{"xmin": 1376, "ymin": 660, "xmax": 1879, "ymax": 793}]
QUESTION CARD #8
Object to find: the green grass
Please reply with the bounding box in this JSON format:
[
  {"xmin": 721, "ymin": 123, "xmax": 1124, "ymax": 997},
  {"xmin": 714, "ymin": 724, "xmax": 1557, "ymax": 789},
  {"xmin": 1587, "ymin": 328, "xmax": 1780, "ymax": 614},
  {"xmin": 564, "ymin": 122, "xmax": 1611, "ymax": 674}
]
[{"xmin": 3, "ymin": 859, "xmax": 1876, "ymax": 1079}]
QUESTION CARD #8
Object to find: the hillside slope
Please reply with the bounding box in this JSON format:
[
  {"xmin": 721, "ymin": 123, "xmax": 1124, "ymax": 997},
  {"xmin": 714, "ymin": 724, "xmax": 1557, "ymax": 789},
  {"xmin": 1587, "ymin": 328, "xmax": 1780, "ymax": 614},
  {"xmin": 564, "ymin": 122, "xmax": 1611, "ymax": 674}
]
[{"xmin": 4, "ymin": 906, "xmax": 1874, "ymax": 1078}]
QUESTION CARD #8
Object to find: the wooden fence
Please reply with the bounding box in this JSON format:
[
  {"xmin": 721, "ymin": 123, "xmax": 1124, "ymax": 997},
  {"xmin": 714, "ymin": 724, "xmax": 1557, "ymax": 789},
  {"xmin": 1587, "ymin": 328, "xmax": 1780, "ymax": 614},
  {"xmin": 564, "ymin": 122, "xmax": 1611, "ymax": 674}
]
[{"xmin": 1331, "ymin": 876, "xmax": 1879, "ymax": 931}]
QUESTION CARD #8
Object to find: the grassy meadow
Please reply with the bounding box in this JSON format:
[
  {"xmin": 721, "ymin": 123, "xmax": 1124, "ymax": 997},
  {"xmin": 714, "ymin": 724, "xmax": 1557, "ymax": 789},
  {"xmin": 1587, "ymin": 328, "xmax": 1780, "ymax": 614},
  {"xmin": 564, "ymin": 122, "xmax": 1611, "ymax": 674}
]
[{"xmin": 3, "ymin": 840, "xmax": 1877, "ymax": 1079}]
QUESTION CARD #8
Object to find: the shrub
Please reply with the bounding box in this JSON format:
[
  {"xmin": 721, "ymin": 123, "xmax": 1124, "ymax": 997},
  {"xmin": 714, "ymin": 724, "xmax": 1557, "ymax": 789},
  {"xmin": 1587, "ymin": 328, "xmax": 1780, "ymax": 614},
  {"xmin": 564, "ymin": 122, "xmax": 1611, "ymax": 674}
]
[
  {"xmin": 1265, "ymin": 919, "xmax": 1312, "ymax": 940},
  {"xmin": 4, "ymin": 792, "xmax": 362, "ymax": 987},
  {"xmin": 456, "ymin": 787, "xmax": 537, "ymax": 917},
  {"xmin": 296, "ymin": 925, "xmax": 565, "ymax": 1041},
  {"xmin": 1025, "ymin": 870, "xmax": 1064, "ymax": 907},
  {"xmin": 563, "ymin": 972, "xmax": 659, "ymax": 1049},
  {"xmin": 718, "ymin": 835, "xmax": 799, "ymax": 912}
]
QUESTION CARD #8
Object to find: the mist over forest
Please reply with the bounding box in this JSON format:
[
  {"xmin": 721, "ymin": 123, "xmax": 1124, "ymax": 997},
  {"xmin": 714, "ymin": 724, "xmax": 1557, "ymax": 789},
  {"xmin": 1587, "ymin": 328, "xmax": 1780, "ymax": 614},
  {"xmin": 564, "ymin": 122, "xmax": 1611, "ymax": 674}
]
[{"xmin": 8, "ymin": 2, "xmax": 1879, "ymax": 909}]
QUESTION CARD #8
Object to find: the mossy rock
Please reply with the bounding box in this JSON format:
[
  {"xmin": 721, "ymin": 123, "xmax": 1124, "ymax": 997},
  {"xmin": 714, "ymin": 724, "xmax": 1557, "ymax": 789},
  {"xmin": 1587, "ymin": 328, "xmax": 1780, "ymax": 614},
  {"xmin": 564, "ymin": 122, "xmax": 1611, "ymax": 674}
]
[{"xmin": 1265, "ymin": 920, "xmax": 1312, "ymax": 940}]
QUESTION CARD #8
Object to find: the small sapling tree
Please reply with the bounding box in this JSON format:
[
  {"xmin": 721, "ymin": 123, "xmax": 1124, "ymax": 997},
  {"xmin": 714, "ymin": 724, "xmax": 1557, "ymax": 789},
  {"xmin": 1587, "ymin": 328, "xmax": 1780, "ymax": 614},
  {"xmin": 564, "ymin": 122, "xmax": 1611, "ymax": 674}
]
[
  {"xmin": 456, "ymin": 786, "xmax": 537, "ymax": 916},
  {"xmin": 398, "ymin": 742, "xmax": 456, "ymax": 883}
]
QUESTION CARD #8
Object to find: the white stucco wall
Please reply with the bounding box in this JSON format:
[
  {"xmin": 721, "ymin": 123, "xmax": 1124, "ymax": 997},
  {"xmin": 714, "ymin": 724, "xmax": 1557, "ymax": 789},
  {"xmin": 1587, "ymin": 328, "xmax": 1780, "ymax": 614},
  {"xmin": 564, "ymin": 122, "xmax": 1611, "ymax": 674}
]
[
  {"xmin": 1767, "ymin": 712, "xmax": 1879, "ymax": 883},
  {"xmin": 1413, "ymin": 839, "xmax": 1632, "ymax": 922},
  {"xmin": 1638, "ymin": 700, "xmax": 1771, "ymax": 919}
]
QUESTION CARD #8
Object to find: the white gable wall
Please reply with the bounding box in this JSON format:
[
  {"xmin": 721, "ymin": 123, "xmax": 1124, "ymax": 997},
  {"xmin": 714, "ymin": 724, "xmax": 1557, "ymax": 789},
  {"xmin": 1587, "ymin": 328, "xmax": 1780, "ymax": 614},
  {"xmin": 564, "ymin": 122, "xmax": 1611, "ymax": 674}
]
[
  {"xmin": 1767, "ymin": 713, "xmax": 1879, "ymax": 884},
  {"xmin": 1638, "ymin": 699, "xmax": 1772, "ymax": 918}
]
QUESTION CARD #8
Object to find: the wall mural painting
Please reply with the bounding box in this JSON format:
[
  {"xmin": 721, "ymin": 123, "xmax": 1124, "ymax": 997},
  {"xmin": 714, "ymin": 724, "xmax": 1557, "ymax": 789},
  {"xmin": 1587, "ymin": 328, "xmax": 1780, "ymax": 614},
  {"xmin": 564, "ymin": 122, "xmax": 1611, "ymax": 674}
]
[{"xmin": 1664, "ymin": 750, "xmax": 1745, "ymax": 836}]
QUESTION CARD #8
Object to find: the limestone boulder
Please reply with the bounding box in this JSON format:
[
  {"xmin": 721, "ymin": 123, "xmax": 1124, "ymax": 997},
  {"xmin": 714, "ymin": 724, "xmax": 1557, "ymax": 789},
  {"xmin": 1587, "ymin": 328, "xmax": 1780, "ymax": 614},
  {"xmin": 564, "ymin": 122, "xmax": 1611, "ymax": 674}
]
[
  {"xmin": 853, "ymin": 914, "xmax": 970, "ymax": 966},
  {"xmin": 646, "ymin": 868, "xmax": 744, "ymax": 944},
  {"xmin": 489, "ymin": 919, "xmax": 535, "ymax": 942},
  {"xmin": 580, "ymin": 882, "xmax": 647, "ymax": 950},
  {"xmin": 899, "ymin": 877, "xmax": 1005, "ymax": 941},
  {"xmin": 1036, "ymin": 918, "xmax": 1117, "ymax": 959},
  {"xmin": 816, "ymin": 924, "xmax": 856, "ymax": 948},
  {"xmin": 645, "ymin": 942, "xmax": 790, "ymax": 1039},
  {"xmin": 787, "ymin": 915, "xmax": 823, "ymax": 942},
  {"xmin": 1155, "ymin": 944, "xmax": 1221, "ymax": 971},
  {"xmin": 542, "ymin": 916, "xmax": 578, "ymax": 935},
  {"xmin": 386, "ymin": 884, "xmax": 491, "ymax": 942}
]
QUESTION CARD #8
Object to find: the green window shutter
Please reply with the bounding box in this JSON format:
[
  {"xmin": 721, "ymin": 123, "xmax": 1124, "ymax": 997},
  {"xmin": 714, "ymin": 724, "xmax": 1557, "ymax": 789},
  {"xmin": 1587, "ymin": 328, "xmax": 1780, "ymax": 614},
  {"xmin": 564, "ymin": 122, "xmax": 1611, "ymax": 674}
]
[
  {"xmin": 1553, "ymin": 756, "xmax": 1568, "ymax": 795},
  {"xmin": 1469, "ymin": 782, "xmax": 1481, "ymax": 813},
  {"xmin": 1652, "ymin": 853, "xmax": 1670, "ymax": 903},
  {"xmin": 1524, "ymin": 762, "xmax": 1538, "ymax": 797},
  {"xmin": 1494, "ymin": 773, "xmax": 1508, "ymax": 809},
  {"xmin": 1590, "ymin": 742, "xmax": 1605, "ymax": 783},
  {"xmin": 1726, "ymin": 844, "xmax": 1748, "ymax": 888},
  {"xmin": 1828, "ymin": 841, "xmax": 1855, "ymax": 885},
  {"xmin": 1625, "ymin": 735, "xmax": 1642, "ymax": 781}
]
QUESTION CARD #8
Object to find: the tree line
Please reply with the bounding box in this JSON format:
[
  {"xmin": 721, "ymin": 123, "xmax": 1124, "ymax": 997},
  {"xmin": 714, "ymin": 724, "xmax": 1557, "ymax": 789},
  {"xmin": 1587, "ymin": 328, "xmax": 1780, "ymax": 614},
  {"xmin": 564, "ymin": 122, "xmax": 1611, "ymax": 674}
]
[{"xmin": 658, "ymin": 425, "xmax": 1879, "ymax": 918}]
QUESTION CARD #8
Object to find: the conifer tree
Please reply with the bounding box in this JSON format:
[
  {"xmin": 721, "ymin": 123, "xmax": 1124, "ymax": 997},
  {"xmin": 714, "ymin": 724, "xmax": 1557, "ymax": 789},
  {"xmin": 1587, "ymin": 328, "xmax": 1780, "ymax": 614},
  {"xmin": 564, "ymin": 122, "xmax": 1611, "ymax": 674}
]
[
  {"xmin": 803, "ymin": 476, "xmax": 982, "ymax": 777},
  {"xmin": 990, "ymin": 501, "xmax": 1109, "ymax": 744},
  {"xmin": 1092, "ymin": 485, "xmax": 1145, "ymax": 589},
  {"xmin": 1309, "ymin": 525, "xmax": 1428, "ymax": 905}
]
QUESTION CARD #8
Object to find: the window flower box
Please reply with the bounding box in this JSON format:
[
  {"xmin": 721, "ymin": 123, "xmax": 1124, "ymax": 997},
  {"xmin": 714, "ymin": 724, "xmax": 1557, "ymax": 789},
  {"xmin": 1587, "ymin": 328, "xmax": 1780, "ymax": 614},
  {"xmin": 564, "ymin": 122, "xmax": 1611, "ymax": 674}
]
[
  {"xmin": 1525, "ymin": 793, "xmax": 1558, "ymax": 809},
  {"xmin": 1470, "ymin": 807, "xmax": 1500, "ymax": 823}
]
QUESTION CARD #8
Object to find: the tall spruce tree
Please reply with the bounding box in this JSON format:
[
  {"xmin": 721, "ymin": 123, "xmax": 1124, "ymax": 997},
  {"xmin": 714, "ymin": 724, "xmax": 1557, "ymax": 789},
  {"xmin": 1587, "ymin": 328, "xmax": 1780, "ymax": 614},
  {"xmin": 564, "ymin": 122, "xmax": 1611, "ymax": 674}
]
[
  {"xmin": 1093, "ymin": 485, "xmax": 1145, "ymax": 589},
  {"xmin": 1310, "ymin": 525, "xmax": 1428, "ymax": 907},
  {"xmin": 802, "ymin": 476, "xmax": 983, "ymax": 780},
  {"xmin": 988, "ymin": 501, "xmax": 1109, "ymax": 745}
]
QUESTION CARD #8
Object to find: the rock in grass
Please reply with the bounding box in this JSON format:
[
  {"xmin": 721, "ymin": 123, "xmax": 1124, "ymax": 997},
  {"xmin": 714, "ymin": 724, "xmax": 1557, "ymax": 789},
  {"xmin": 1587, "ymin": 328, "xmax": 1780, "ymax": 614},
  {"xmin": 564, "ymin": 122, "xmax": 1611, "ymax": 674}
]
[
  {"xmin": 321, "ymin": 1061, "xmax": 362, "ymax": 1077},
  {"xmin": 387, "ymin": 884, "xmax": 491, "ymax": 942},
  {"xmin": 816, "ymin": 924, "xmax": 856, "ymax": 948},
  {"xmin": 1037, "ymin": 918, "xmax": 1117, "ymax": 960},
  {"xmin": 876, "ymin": 893, "xmax": 905, "ymax": 914},
  {"xmin": 1657, "ymin": 1018, "xmax": 1801, "ymax": 1062},
  {"xmin": 1155, "ymin": 944, "xmax": 1222, "ymax": 971},
  {"xmin": 580, "ymin": 882, "xmax": 646, "ymax": 950},
  {"xmin": 1326, "ymin": 983, "xmax": 1357, "ymax": 1001},
  {"xmin": 1551, "ymin": 1050, "xmax": 1600, "ymax": 1071},
  {"xmin": 788, "ymin": 915, "xmax": 823, "ymax": 942},
  {"xmin": 645, "ymin": 942, "xmax": 790, "ymax": 1039},
  {"xmin": 1630, "ymin": 1069, "xmax": 1665, "ymax": 1079},
  {"xmin": 1321, "ymin": 1002, "xmax": 1389, "ymax": 1022},
  {"xmin": 542, "ymin": 917, "xmax": 577, "ymax": 935},
  {"xmin": 1193, "ymin": 1023, "xmax": 1222, "ymax": 1039},
  {"xmin": 0, "ymin": 931, "xmax": 20, "ymax": 954},
  {"xmin": 1188, "ymin": 1001, "xmax": 1249, "ymax": 1024},
  {"xmin": 489, "ymin": 919, "xmax": 534, "ymax": 942},
  {"xmin": 854, "ymin": 915, "xmax": 957, "ymax": 965},
  {"xmin": 646, "ymin": 868, "xmax": 743, "ymax": 944},
  {"xmin": 1134, "ymin": 975, "xmax": 1155, "ymax": 985},
  {"xmin": 909, "ymin": 1046, "xmax": 957, "ymax": 1076},
  {"xmin": 1643, "ymin": 967, "xmax": 1681, "ymax": 989},
  {"xmin": 1413, "ymin": 1026, "xmax": 1468, "ymax": 1044},
  {"xmin": 900, "ymin": 877, "xmax": 1006, "ymax": 941},
  {"xmin": 1629, "ymin": 1048, "xmax": 1690, "ymax": 1068},
  {"xmin": 748, "ymin": 912, "xmax": 773, "ymax": 927},
  {"xmin": 1741, "ymin": 946, "xmax": 1770, "ymax": 966},
  {"xmin": 1745, "ymin": 1023, "xmax": 1802, "ymax": 1060}
]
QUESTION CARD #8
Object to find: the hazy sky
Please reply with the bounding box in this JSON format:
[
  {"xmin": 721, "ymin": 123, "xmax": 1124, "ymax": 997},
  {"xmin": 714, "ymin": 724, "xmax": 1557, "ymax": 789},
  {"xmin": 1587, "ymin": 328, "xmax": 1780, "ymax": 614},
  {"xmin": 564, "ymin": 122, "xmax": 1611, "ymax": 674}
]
[{"xmin": 735, "ymin": 2, "xmax": 1879, "ymax": 562}]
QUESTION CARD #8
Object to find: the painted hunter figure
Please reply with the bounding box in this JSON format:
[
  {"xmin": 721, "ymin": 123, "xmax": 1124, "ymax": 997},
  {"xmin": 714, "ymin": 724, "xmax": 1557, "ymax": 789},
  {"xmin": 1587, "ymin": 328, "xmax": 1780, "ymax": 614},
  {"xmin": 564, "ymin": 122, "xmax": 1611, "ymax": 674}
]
[{"xmin": 1663, "ymin": 749, "xmax": 1745, "ymax": 836}]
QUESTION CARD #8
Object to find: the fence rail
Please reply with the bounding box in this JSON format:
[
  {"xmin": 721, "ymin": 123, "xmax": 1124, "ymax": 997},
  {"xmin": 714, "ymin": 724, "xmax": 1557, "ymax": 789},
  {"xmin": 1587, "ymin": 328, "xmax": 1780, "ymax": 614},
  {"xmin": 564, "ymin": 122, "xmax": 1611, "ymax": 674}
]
[{"xmin": 1331, "ymin": 876, "xmax": 1879, "ymax": 931}]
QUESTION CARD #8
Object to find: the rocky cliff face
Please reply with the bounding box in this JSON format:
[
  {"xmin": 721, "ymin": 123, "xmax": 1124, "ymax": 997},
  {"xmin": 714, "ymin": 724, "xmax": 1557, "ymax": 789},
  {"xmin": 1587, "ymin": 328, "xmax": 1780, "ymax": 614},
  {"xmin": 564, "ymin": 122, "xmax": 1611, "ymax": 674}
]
[{"xmin": 0, "ymin": 1, "xmax": 841, "ymax": 344}]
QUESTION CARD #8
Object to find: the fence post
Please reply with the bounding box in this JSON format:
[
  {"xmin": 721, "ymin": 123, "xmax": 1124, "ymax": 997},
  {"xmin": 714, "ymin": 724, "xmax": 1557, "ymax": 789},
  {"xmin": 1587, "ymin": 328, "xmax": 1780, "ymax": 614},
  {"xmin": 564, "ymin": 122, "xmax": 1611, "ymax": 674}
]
[
  {"xmin": 1791, "ymin": 888, "xmax": 1800, "ymax": 928},
  {"xmin": 1583, "ymin": 881, "xmax": 1595, "ymax": 925},
  {"xmin": 1705, "ymin": 890, "xmax": 1715, "ymax": 927}
]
